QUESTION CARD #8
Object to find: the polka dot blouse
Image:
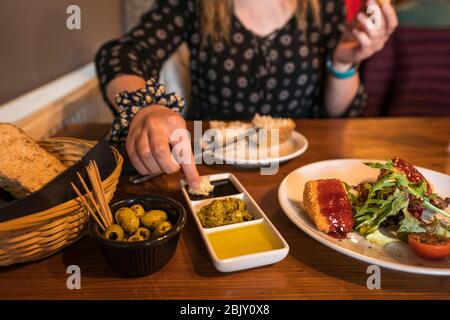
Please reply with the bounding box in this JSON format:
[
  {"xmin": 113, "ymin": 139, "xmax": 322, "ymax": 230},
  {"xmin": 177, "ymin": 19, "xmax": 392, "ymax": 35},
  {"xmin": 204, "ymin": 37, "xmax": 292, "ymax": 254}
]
[{"xmin": 96, "ymin": 0, "xmax": 366, "ymax": 120}]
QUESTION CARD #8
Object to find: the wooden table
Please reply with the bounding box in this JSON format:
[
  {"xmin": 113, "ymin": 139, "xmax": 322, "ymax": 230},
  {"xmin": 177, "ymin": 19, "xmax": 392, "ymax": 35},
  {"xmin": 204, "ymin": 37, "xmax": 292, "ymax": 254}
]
[{"xmin": 1, "ymin": 117, "xmax": 449, "ymax": 300}]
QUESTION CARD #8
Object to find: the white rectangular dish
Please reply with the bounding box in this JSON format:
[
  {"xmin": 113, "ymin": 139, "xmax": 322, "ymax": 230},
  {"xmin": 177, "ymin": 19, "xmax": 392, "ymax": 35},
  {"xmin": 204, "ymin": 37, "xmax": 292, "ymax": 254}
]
[{"xmin": 180, "ymin": 173, "xmax": 289, "ymax": 272}]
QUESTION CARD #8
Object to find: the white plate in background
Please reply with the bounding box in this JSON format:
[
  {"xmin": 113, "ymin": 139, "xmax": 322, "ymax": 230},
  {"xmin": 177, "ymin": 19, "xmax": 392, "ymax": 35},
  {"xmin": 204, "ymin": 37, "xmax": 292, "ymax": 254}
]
[{"xmin": 211, "ymin": 131, "xmax": 308, "ymax": 168}]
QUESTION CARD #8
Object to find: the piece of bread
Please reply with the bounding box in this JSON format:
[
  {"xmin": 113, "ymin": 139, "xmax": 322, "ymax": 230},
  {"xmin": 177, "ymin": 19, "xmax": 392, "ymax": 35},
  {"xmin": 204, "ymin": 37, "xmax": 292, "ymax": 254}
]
[
  {"xmin": 251, "ymin": 114, "xmax": 296, "ymax": 147},
  {"xmin": 208, "ymin": 121, "xmax": 253, "ymax": 148},
  {"xmin": 209, "ymin": 120, "xmax": 252, "ymax": 131},
  {"xmin": 0, "ymin": 123, "xmax": 66, "ymax": 198},
  {"xmin": 188, "ymin": 176, "xmax": 214, "ymax": 196},
  {"xmin": 303, "ymin": 179, "xmax": 354, "ymax": 238}
]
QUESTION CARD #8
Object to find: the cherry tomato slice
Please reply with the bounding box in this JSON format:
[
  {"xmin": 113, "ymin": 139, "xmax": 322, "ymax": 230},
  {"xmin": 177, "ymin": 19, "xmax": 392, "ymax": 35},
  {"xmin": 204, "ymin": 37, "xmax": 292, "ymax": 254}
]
[{"xmin": 408, "ymin": 233, "xmax": 450, "ymax": 260}]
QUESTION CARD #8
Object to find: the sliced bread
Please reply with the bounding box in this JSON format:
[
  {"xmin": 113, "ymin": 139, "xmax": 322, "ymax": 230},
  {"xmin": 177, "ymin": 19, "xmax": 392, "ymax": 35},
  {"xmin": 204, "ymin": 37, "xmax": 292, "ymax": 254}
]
[{"xmin": 0, "ymin": 123, "xmax": 66, "ymax": 198}]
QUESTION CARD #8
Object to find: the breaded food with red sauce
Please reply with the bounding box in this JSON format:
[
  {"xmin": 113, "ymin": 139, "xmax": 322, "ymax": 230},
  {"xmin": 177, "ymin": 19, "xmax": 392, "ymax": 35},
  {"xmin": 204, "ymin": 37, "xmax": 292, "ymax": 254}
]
[{"xmin": 303, "ymin": 179, "xmax": 354, "ymax": 238}]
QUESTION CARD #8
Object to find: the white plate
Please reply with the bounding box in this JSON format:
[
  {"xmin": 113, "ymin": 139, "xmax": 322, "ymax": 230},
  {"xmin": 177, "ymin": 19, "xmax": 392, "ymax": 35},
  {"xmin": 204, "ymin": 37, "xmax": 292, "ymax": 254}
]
[
  {"xmin": 181, "ymin": 173, "xmax": 289, "ymax": 272},
  {"xmin": 211, "ymin": 131, "xmax": 308, "ymax": 168},
  {"xmin": 278, "ymin": 159, "xmax": 450, "ymax": 276}
]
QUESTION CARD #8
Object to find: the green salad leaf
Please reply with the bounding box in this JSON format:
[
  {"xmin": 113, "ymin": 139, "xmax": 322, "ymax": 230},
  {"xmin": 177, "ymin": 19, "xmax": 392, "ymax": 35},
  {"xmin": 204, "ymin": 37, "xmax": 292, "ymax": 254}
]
[
  {"xmin": 397, "ymin": 210, "xmax": 426, "ymax": 241},
  {"xmin": 366, "ymin": 230, "xmax": 399, "ymax": 246},
  {"xmin": 428, "ymin": 218, "xmax": 450, "ymax": 238},
  {"xmin": 363, "ymin": 160, "xmax": 393, "ymax": 170},
  {"xmin": 355, "ymin": 187, "xmax": 409, "ymax": 236},
  {"xmin": 343, "ymin": 182, "xmax": 358, "ymax": 204},
  {"xmin": 353, "ymin": 162, "xmax": 430, "ymax": 237},
  {"xmin": 423, "ymin": 201, "xmax": 450, "ymax": 220},
  {"xmin": 349, "ymin": 160, "xmax": 450, "ymax": 241}
]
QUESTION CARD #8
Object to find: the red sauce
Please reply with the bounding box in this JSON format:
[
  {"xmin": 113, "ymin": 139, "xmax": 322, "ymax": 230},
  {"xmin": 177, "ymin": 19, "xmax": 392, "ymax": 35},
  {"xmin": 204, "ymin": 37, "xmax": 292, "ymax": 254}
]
[
  {"xmin": 391, "ymin": 157, "xmax": 431, "ymax": 195},
  {"xmin": 317, "ymin": 179, "xmax": 354, "ymax": 239}
]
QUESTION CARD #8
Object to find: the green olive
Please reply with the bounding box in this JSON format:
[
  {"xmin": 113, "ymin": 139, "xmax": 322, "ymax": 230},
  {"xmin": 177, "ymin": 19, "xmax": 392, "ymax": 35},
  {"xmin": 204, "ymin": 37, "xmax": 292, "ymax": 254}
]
[
  {"xmin": 136, "ymin": 227, "xmax": 151, "ymax": 240},
  {"xmin": 154, "ymin": 221, "xmax": 173, "ymax": 236},
  {"xmin": 103, "ymin": 224, "xmax": 125, "ymax": 241},
  {"xmin": 130, "ymin": 204, "xmax": 146, "ymax": 218},
  {"xmin": 141, "ymin": 210, "xmax": 168, "ymax": 229},
  {"xmin": 127, "ymin": 234, "xmax": 143, "ymax": 242},
  {"xmin": 114, "ymin": 207, "xmax": 134, "ymax": 224},
  {"xmin": 118, "ymin": 209, "xmax": 140, "ymax": 234}
]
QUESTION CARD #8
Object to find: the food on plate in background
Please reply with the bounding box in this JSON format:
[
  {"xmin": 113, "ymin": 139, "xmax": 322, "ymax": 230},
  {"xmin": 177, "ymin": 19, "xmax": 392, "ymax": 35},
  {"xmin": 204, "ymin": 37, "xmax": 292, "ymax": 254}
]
[
  {"xmin": 303, "ymin": 179, "xmax": 354, "ymax": 238},
  {"xmin": 188, "ymin": 176, "xmax": 215, "ymax": 196},
  {"xmin": 0, "ymin": 123, "xmax": 66, "ymax": 198},
  {"xmin": 208, "ymin": 120, "xmax": 253, "ymax": 148},
  {"xmin": 104, "ymin": 204, "xmax": 172, "ymax": 242},
  {"xmin": 197, "ymin": 197, "xmax": 253, "ymax": 228},
  {"xmin": 251, "ymin": 114, "xmax": 296, "ymax": 147},
  {"xmin": 208, "ymin": 114, "xmax": 296, "ymax": 149},
  {"xmin": 209, "ymin": 120, "xmax": 252, "ymax": 133}
]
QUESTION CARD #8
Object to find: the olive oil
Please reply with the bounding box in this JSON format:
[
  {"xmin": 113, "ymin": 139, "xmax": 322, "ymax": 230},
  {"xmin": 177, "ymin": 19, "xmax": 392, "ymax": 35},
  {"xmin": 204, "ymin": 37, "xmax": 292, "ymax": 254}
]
[{"xmin": 207, "ymin": 222, "xmax": 284, "ymax": 260}]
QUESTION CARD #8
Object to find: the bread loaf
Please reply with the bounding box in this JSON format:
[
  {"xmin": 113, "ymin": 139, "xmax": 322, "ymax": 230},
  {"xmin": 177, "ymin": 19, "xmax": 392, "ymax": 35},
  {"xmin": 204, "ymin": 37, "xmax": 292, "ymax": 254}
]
[
  {"xmin": 0, "ymin": 123, "xmax": 66, "ymax": 198},
  {"xmin": 252, "ymin": 114, "xmax": 296, "ymax": 147}
]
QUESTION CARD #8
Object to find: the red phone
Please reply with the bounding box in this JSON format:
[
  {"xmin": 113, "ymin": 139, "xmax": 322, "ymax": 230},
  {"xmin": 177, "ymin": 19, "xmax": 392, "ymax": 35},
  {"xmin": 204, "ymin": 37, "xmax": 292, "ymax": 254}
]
[{"xmin": 346, "ymin": 0, "xmax": 364, "ymax": 23}]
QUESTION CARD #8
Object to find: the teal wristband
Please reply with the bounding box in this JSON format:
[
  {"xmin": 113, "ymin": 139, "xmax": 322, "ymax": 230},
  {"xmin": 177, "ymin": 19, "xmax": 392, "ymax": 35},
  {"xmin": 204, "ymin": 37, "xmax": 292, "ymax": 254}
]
[{"xmin": 326, "ymin": 53, "xmax": 357, "ymax": 79}]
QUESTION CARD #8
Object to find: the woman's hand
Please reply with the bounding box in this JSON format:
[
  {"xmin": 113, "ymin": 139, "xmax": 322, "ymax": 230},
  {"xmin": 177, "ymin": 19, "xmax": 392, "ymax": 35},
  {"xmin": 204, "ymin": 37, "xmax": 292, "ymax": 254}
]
[
  {"xmin": 125, "ymin": 105, "xmax": 201, "ymax": 187},
  {"xmin": 333, "ymin": 0, "xmax": 398, "ymax": 70}
]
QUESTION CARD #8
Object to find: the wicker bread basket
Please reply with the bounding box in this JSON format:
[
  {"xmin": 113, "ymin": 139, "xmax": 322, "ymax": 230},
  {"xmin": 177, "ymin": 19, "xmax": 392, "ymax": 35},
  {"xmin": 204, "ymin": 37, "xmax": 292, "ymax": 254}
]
[{"xmin": 0, "ymin": 137, "xmax": 123, "ymax": 266}]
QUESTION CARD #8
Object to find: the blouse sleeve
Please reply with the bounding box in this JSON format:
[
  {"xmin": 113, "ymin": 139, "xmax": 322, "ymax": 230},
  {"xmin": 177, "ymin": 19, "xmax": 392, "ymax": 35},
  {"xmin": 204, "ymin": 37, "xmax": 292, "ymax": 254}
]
[
  {"xmin": 320, "ymin": 0, "xmax": 367, "ymax": 117},
  {"xmin": 95, "ymin": 0, "xmax": 195, "ymax": 114}
]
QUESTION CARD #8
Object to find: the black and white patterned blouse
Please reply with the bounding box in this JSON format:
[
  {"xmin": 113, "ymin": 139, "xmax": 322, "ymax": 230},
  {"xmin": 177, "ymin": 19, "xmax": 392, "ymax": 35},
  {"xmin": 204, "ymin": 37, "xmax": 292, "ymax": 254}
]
[{"xmin": 96, "ymin": 0, "xmax": 366, "ymax": 121}]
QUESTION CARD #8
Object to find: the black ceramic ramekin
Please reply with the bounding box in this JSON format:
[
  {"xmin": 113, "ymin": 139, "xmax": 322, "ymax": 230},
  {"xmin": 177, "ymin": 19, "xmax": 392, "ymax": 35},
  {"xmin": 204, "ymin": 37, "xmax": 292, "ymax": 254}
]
[{"xmin": 89, "ymin": 195, "xmax": 186, "ymax": 277}]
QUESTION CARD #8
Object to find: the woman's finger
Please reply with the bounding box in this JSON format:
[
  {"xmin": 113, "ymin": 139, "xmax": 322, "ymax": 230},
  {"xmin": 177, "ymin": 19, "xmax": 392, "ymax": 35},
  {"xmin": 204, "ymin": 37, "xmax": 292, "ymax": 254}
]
[
  {"xmin": 136, "ymin": 132, "xmax": 162, "ymax": 174},
  {"xmin": 381, "ymin": 3, "xmax": 399, "ymax": 34},
  {"xmin": 126, "ymin": 130, "xmax": 150, "ymax": 175},
  {"xmin": 181, "ymin": 155, "xmax": 201, "ymax": 188},
  {"xmin": 353, "ymin": 29, "xmax": 372, "ymax": 49},
  {"xmin": 149, "ymin": 131, "xmax": 180, "ymax": 174},
  {"xmin": 169, "ymin": 129, "xmax": 200, "ymax": 188}
]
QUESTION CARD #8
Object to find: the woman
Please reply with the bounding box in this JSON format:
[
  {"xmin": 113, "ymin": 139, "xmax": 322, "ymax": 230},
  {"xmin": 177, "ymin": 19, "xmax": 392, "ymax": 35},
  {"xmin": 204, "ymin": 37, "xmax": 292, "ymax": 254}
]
[{"xmin": 96, "ymin": 0, "xmax": 398, "ymax": 187}]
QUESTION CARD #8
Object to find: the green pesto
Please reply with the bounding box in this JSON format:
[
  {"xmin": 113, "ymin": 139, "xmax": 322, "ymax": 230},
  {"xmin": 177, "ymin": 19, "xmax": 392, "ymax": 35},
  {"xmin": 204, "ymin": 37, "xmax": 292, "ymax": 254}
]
[{"xmin": 197, "ymin": 198, "xmax": 253, "ymax": 228}]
